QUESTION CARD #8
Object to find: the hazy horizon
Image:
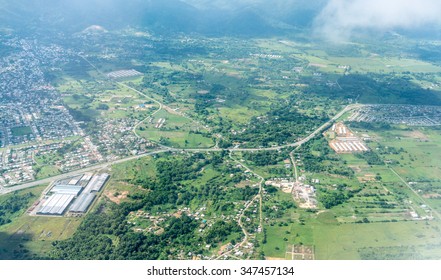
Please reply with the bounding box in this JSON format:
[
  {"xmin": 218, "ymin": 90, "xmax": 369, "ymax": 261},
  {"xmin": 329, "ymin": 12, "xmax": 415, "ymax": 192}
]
[{"xmin": 1, "ymin": 0, "xmax": 441, "ymax": 40}]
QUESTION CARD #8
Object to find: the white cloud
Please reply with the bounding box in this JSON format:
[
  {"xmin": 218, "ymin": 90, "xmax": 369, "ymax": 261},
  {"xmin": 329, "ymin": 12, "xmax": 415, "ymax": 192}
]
[{"xmin": 314, "ymin": 0, "xmax": 441, "ymax": 42}]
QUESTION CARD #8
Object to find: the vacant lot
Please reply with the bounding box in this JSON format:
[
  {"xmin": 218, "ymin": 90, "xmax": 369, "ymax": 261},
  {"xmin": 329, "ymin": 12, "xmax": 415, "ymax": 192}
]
[
  {"xmin": 136, "ymin": 109, "xmax": 214, "ymax": 148},
  {"xmin": 11, "ymin": 126, "xmax": 32, "ymax": 136}
]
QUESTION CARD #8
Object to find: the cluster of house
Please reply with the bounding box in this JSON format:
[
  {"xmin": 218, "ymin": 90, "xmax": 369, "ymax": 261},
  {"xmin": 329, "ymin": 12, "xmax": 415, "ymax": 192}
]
[
  {"xmin": 0, "ymin": 147, "xmax": 35, "ymax": 187},
  {"xmin": 250, "ymin": 53, "xmax": 283, "ymax": 59},
  {"xmin": 94, "ymin": 118, "xmax": 154, "ymax": 159},
  {"xmin": 349, "ymin": 105, "xmax": 441, "ymax": 126},
  {"xmin": 266, "ymin": 178, "xmax": 318, "ymax": 209},
  {"xmin": 0, "ymin": 37, "xmax": 81, "ymax": 146},
  {"xmin": 0, "ymin": 138, "xmax": 104, "ymax": 188}
]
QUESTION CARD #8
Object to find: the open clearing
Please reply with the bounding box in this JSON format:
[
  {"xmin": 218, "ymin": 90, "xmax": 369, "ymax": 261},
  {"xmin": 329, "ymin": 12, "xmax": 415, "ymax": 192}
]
[{"xmin": 0, "ymin": 184, "xmax": 83, "ymax": 259}]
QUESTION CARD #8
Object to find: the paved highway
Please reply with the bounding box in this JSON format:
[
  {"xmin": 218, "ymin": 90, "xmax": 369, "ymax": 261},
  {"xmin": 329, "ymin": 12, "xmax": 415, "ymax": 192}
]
[
  {"xmin": 184, "ymin": 103, "xmax": 361, "ymax": 152},
  {"xmin": 0, "ymin": 101, "xmax": 361, "ymax": 196},
  {"xmin": 0, "ymin": 149, "xmax": 169, "ymax": 195}
]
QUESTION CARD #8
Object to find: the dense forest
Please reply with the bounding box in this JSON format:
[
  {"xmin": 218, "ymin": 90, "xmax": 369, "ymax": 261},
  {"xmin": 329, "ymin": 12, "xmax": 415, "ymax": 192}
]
[
  {"xmin": 355, "ymin": 151, "xmax": 385, "ymax": 166},
  {"xmin": 0, "ymin": 192, "xmax": 35, "ymax": 226},
  {"xmin": 51, "ymin": 205, "xmax": 201, "ymax": 260},
  {"xmin": 339, "ymin": 74, "xmax": 441, "ymax": 106},
  {"xmin": 242, "ymin": 150, "xmax": 289, "ymax": 166},
  {"xmin": 298, "ymin": 137, "xmax": 355, "ymax": 177},
  {"xmin": 318, "ymin": 187, "xmax": 355, "ymax": 209},
  {"xmin": 227, "ymin": 101, "xmax": 327, "ymax": 147}
]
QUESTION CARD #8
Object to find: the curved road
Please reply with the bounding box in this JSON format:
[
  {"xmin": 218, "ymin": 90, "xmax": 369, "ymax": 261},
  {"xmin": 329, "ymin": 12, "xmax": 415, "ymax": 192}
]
[
  {"xmin": 0, "ymin": 104, "xmax": 360, "ymax": 195},
  {"xmin": 2, "ymin": 55, "xmax": 360, "ymax": 195},
  {"xmin": 0, "ymin": 149, "xmax": 169, "ymax": 195}
]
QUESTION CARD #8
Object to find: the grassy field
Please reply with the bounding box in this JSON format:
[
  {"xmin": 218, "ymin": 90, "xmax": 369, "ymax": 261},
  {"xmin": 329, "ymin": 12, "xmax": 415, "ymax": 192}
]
[
  {"xmin": 100, "ymin": 156, "xmax": 157, "ymax": 205},
  {"xmin": 218, "ymin": 106, "xmax": 262, "ymax": 124},
  {"xmin": 294, "ymin": 51, "xmax": 441, "ymax": 74},
  {"xmin": 380, "ymin": 131, "xmax": 441, "ymax": 181},
  {"xmin": 0, "ymin": 215, "xmax": 83, "ymax": 259},
  {"xmin": 263, "ymin": 207, "xmax": 441, "ymax": 260},
  {"xmin": 262, "ymin": 124, "xmax": 441, "ymax": 260},
  {"xmin": 352, "ymin": 128, "xmax": 441, "ymax": 193},
  {"xmin": 136, "ymin": 109, "xmax": 214, "ymax": 148},
  {"xmin": 330, "ymin": 126, "xmax": 441, "ymax": 259},
  {"xmin": 35, "ymin": 165, "xmax": 61, "ymax": 180},
  {"xmin": 61, "ymin": 80, "xmax": 153, "ymax": 121},
  {"xmin": 11, "ymin": 126, "xmax": 33, "ymax": 136},
  {"xmin": 109, "ymin": 156, "xmax": 157, "ymax": 185},
  {"xmin": 262, "ymin": 190, "xmax": 300, "ymax": 258},
  {"xmin": 0, "ymin": 185, "xmax": 84, "ymax": 259},
  {"xmin": 313, "ymin": 217, "xmax": 441, "ymax": 259}
]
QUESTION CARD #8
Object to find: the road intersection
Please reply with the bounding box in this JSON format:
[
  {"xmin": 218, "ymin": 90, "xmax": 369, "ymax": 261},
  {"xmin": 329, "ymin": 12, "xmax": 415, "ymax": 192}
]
[{"xmin": 0, "ymin": 104, "xmax": 360, "ymax": 195}]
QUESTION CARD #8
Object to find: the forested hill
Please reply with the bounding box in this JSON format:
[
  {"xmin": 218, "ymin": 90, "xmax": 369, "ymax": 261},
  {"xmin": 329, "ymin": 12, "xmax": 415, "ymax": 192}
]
[{"xmin": 0, "ymin": 0, "xmax": 324, "ymax": 36}]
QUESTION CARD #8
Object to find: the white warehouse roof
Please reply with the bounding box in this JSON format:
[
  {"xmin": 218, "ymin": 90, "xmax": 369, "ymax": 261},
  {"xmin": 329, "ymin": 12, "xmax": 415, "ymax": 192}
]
[{"xmin": 37, "ymin": 194, "xmax": 75, "ymax": 215}]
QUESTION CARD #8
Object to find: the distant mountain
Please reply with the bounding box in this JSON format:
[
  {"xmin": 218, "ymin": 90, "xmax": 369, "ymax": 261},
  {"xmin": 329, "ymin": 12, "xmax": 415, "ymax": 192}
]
[
  {"xmin": 1, "ymin": 0, "xmax": 438, "ymax": 40},
  {"xmin": 183, "ymin": 0, "xmax": 328, "ymax": 28},
  {"xmin": 0, "ymin": 0, "xmax": 325, "ymax": 37}
]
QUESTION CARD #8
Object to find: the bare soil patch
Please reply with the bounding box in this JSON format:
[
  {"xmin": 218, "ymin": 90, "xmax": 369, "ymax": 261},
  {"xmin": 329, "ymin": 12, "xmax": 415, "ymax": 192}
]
[{"xmin": 104, "ymin": 190, "xmax": 129, "ymax": 204}]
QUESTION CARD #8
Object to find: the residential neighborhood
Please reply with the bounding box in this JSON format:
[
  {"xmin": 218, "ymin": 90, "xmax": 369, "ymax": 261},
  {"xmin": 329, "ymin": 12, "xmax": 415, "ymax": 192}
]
[
  {"xmin": 0, "ymin": 37, "xmax": 156, "ymax": 188},
  {"xmin": 349, "ymin": 105, "xmax": 441, "ymax": 126}
]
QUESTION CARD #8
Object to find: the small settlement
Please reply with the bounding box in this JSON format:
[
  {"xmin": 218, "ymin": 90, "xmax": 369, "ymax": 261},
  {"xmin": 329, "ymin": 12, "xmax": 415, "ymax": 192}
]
[{"xmin": 265, "ymin": 178, "xmax": 318, "ymax": 209}]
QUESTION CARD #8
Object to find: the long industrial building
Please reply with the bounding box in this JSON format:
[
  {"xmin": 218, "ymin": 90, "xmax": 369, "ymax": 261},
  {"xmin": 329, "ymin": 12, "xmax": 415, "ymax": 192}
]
[
  {"xmin": 106, "ymin": 69, "xmax": 142, "ymax": 79},
  {"xmin": 84, "ymin": 173, "xmax": 109, "ymax": 193},
  {"xmin": 69, "ymin": 193, "xmax": 96, "ymax": 213},
  {"xmin": 36, "ymin": 184, "xmax": 83, "ymax": 215},
  {"xmin": 330, "ymin": 140, "xmax": 369, "ymax": 153},
  {"xmin": 37, "ymin": 194, "xmax": 75, "ymax": 215},
  {"xmin": 50, "ymin": 185, "xmax": 82, "ymax": 196},
  {"xmin": 36, "ymin": 173, "xmax": 110, "ymax": 216},
  {"xmin": 327, "ymin": 122, "xmax": 369, "ymax": 154},
  {"xmin": 69, "ymin": 173, "xmax": 109, "ymax": 214}
]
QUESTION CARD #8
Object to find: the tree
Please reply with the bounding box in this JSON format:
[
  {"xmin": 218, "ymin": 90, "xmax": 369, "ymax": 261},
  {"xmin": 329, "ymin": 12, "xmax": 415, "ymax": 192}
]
[{"xmin": 96, "ymin": 103, "xmax": 109, "ymax": 110}]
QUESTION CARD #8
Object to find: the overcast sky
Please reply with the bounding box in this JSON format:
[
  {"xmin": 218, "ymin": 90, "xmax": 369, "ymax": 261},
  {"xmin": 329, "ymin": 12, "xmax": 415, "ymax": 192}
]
[{"xmin": 314, "ymin": 0, "xmax": 441, "ymax": 41}]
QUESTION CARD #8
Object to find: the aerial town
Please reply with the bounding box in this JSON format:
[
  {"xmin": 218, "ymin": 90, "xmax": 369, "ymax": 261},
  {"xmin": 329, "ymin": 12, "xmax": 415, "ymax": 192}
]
[
  {"xmin": 0, "ymin": 39, "xmax": 81, "ymax": 147},
  {"xmin": 0, "ymin": 37, "xmax": 155, "ymax": 188},
  {"xmin": 1, "ymin": 1, "xmax": 441, "ymax": 263}
]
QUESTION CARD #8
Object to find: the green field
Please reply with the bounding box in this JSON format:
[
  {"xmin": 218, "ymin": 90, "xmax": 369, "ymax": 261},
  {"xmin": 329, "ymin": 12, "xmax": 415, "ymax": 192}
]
[
  {"xmin": 110, "ymin": 156, "xmax": 157, "ymax": 183},
  {"xmin": 218, "ymin": 106, "xmax": 262, "ymax": 124},
  {"xmin": 314, "ymin": 216, "xmax": 441, "ymax": 259},
  {"xmin": 136, "ymin": 109, "xmax": 214, "ymax": 148},
  {"xmin": 0, "ymin": 215, "xmax": 83, "ymax": 259},
  {"xmin": 0, "ymin": 186, "xmax": 84, "ymax": 259},
  {"xmin": 262, "ymin": 190, "xmax": 305, "ymax": 258},
  {"xmin": 262, "ymin": 124, "xmax": 441, "ymax": 260},
  {"xmin": 263, "ymin": 208, "xmax": 441, "ymax": 260},
  {"xmin": 11, "ymin": 126, "xmax": 33, "ymax": 136},
  {"xmin": 35, "ymin": 165, "xmax": 61, "ymax": 180}
]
